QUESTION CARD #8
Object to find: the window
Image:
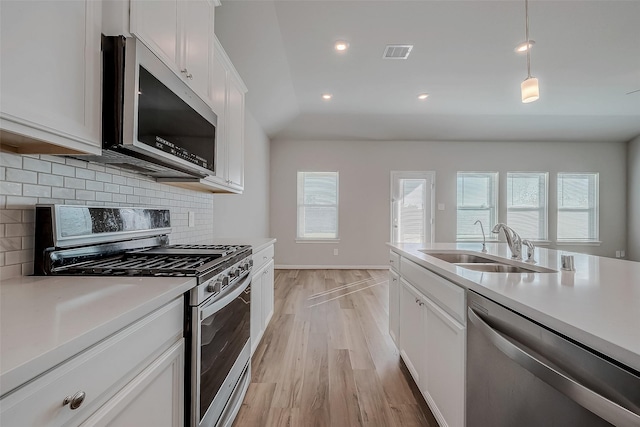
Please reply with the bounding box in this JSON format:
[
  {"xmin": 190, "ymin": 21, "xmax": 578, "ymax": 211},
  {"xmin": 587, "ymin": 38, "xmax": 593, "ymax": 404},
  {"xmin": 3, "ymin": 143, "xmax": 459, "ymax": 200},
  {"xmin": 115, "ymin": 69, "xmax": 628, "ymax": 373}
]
[
  {"xmin": 297, "ymin": 172, "xmax": 339, "ymax": 240},
  {"xmin": 557, "ymin": 173, "xmax": 599, "ymax": 242},
  {"xmin": 456, "ymin": 172, "xmax": 498, "ymax": 240},
  {"xmin": 507, "ymin": 172, "xmax": 548, "ymax": 240}
]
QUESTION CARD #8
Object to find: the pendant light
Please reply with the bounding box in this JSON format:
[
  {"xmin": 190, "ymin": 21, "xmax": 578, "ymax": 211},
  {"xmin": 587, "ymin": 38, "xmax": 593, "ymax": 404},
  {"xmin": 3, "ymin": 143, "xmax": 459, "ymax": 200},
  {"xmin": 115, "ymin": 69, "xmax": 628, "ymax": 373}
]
[{"xmin": 521, "ymin": 0, "xmax": 539, "ymax": 103}]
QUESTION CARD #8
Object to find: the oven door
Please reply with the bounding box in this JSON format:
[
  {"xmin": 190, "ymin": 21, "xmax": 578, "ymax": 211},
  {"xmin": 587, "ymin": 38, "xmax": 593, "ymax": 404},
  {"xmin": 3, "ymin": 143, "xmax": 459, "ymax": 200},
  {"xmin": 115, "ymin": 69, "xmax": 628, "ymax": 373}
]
[{"xmin": 191, "ymin": 274, "xmax": 251, "ymax": 427}]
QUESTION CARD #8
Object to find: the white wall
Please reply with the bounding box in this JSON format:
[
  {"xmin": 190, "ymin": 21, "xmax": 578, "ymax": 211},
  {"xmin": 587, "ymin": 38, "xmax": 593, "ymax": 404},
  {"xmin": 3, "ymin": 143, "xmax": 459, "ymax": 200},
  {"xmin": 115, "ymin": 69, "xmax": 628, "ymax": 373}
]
[
  {"xmin": 212, "ymin": 111, "xmax": 270, "ymax": 237},
  {"xmin": 628, "ymin": 135, "xmax": 640, "ymax": 261},
  {"xmin": 270, "ymin": 139, "xmax": 627, "ymax": 267}
]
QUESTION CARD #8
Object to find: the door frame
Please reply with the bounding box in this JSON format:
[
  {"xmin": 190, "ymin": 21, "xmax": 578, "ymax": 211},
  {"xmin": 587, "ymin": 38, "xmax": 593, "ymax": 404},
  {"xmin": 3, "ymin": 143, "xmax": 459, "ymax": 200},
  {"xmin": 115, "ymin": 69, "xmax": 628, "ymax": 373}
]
[{"xmin": 390, "ymin": 171, "xmax": 436, "ymax": 244}]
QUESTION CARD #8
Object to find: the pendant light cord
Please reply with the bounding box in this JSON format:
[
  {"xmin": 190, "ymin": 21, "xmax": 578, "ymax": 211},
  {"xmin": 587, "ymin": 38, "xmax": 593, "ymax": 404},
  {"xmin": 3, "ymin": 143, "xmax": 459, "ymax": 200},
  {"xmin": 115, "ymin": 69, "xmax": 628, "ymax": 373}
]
[{"xmin": 525, "ymin": 0, "xmax": 532, "ymax": 78}]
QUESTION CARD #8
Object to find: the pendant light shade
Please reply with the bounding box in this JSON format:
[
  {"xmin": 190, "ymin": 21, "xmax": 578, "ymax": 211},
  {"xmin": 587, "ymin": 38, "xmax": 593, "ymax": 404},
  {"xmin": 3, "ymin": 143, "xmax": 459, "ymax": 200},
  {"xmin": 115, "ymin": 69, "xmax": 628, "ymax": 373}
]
[
  {"xmin": 520, "ymin": 0, "xmax": 540, "ymax": 103},
  {"xmin": 521, "ymin": 77, "xmax": 539, "ymax": 103}
]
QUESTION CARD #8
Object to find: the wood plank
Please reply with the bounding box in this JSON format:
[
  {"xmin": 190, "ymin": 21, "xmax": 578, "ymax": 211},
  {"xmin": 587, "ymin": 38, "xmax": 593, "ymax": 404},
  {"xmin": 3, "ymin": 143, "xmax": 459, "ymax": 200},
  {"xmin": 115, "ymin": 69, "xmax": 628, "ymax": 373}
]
[
  {"xmin": 353, "ymin": 369, "xmax": 397, "ymax": 427},
  {"xmin": 232, "ymin": 382, "xmax": 276, "ymax": 427},
  {"xmin": 299, "ymin": 332, "xmax": 330, "ymax": 426},
  {"xmin": 328, "ymin": 349, "xmax": 363, "ymax": 427},
  {"xmin": 270, "ymin": 320, "xmax": 310, "ymax": 408}
]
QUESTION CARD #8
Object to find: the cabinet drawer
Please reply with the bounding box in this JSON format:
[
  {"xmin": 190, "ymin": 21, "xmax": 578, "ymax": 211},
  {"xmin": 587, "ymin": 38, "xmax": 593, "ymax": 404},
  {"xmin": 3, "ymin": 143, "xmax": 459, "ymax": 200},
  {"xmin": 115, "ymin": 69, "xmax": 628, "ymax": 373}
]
[
  {"xmin": 389, "ymin": 250, "xmax": 400, "ymax": 272},
  {"xmin": 0, "ymin": 298, "xmax": 183, "ymax": 427},
  {"xmin": 252, "ymin": 245, "xmax": 274, "ymax": 271},
  {"xmin": 400, "ymin": 258, "xmax": 465, "ymax": 324}
]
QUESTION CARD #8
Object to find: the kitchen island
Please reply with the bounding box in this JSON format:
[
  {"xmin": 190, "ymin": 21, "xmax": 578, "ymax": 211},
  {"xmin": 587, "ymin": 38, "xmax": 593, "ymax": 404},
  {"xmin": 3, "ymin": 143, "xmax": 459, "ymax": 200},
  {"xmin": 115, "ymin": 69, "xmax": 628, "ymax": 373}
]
[
  {"xmin": 389, "ymin": 242, "xmax": 640, "ymax": 372},
  {"xmin": 388, "ymin": 242, "xmax": 640, "ymax": 427}
]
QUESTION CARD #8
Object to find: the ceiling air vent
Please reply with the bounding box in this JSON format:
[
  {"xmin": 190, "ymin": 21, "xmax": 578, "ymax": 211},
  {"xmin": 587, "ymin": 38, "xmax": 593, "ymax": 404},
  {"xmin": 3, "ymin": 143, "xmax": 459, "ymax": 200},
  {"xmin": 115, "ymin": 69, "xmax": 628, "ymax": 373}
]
[{"xmin": 382, "ymin": 44, "xmax": 413, "ymax": 59}]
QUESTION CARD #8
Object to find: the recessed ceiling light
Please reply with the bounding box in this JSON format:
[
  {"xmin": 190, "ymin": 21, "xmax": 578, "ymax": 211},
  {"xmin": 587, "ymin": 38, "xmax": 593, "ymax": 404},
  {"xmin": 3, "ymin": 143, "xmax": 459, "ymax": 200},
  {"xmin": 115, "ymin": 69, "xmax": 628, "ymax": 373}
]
[
  {"xmin": 514, "ymin": 40, "xmax": 535, "ymax": 53},
  {"xmin": 334, "ymin": 41, "xmax": 349, "ymax": 52},
  {"xmin": 322, "ymin": 93, "xmax": 333, "ymax": 100},
  {"xmin": 417, "ymin": 93, "xmax": 429, "ymax": 100}
]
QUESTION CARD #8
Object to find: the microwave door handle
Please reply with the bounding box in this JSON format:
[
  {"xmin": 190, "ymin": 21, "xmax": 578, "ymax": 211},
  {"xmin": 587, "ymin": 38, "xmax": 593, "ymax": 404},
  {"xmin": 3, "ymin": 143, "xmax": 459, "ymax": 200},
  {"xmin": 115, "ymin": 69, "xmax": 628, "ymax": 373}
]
[{"xmin": 468, "ymin": 308, "xmax": 640, "ymax": 427}]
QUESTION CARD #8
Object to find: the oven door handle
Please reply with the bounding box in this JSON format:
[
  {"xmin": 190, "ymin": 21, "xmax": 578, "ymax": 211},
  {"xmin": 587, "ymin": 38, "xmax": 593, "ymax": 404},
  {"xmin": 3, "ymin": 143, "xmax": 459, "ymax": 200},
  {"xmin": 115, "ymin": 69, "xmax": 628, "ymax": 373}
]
[
  {"xmin": 468, "ymin": 307, "xmax": 640, "ymax": 427},
  {"xmin": 200, "ymin": 274, "xmax": 250, "ymax": 320}
]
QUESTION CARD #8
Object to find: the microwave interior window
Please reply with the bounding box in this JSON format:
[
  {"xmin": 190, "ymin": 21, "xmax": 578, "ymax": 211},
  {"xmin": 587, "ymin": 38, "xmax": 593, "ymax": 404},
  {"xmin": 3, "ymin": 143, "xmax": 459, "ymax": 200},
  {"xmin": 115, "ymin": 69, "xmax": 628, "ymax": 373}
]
[{"xmin": 137, "ymin": 66, "xmax": 215, "ymax": 172}]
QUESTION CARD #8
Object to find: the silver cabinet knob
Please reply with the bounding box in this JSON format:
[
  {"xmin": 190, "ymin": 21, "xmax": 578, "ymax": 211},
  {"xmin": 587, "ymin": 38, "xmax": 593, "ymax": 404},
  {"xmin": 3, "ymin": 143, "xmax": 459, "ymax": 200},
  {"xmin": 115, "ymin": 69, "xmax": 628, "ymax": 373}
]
[
  {"xmin": 63, "ymin": 391, "xmax": 86, "ymax": 410},
  {"xmin": 180, "ymin": 69, "xmax": 193, "ymax": 80}
]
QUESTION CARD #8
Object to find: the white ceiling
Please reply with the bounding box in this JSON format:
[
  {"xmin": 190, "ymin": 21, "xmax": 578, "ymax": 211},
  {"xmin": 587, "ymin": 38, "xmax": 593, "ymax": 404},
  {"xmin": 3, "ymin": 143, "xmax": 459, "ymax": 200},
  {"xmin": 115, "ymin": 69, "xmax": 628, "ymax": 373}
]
[{"xmin": 214, "ymin": 0, "xmax": 640, "ymax": 143}]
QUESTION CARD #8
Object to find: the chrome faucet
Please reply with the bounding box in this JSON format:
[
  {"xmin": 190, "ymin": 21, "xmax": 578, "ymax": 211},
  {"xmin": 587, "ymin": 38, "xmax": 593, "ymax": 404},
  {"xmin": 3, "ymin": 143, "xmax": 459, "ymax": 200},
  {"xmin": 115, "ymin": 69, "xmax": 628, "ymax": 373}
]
[
  {"xmin": 522, "ymin": 239, "xmax": 536, "ymax": 263},
  {"xmin": 474, "ymin": 220, "xmax": 488, "ymax": 253},
  {"xmin": 491, "ymin": 223, "xmax": 522, "ymax": 259}
]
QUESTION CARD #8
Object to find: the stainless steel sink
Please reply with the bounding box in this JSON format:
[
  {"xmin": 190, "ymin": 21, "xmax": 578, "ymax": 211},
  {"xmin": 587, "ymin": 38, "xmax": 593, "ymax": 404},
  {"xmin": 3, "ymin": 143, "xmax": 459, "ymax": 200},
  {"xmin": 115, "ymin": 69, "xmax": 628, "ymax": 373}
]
[
  {"xmin": 419, "ymin": 251, "xmax": 498, "ymax": 264},
  {"xmin": 456, "ymin": 263, "xmax": 536, "ymax": 273},
  {"xmin": 419, "ymin": 250, "xmax": 557, "ymax": 273}
]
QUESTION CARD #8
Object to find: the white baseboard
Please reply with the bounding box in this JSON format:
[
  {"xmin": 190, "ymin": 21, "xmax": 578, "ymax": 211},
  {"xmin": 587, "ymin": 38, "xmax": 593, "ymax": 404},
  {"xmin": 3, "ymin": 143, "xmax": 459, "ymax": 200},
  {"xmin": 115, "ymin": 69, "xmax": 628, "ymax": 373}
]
[{"xmin": 274, "ymin": 265, "xmax": 389, "ymax": 270}]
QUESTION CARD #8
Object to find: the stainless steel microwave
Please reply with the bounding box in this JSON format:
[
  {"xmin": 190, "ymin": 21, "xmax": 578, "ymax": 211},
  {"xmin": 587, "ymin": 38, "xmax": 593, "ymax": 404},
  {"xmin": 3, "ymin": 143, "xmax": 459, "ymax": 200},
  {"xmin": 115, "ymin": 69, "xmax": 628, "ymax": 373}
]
[{"xmin": 83, "ymin": 35, "xmax": 217, "ymax": 179}]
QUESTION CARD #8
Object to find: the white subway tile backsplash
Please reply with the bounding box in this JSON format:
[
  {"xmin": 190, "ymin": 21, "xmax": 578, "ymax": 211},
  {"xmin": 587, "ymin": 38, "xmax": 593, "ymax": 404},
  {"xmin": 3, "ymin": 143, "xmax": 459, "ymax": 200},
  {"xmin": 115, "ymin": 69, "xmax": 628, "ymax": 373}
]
[
  {"xmin": 85, "ymin": 181, "xmax": 104, "ymax": 191},
  {"xmin": 38, "ymin": 173, "xmax": 64, "ymax": 187},
  {"xmin": 51, "ymin": 187, "xmax": 75, "ymax": 199},
  {"xmin": 0, "ymin": 182, "xmax": 21, "ymax": 196},
  {"xmin": 64, "ymin": 177, "xmax": 85, "ymax": 189},
  {"xmin": 96, "ymin": 192, "xmax": 113, "ymax": 202},
  {"xmin": 104, "ymin": 183, "xmax": 120, "ymax": 193},
  {"xmin": 76, "ymin": 168, "xmax": 96, "ymax": 180},
  {"xmin": 75, "ymin": 190, "xmax": 96, "ymax": 201},
  {"xmin": 65, "ymin": 158, "xmax": 88, "ymax": 169},
  {"xmin": 0, "ymin": 153, "xmax": 215, "ymax": 280},
  {"xmin": 112, "ymin": 193, "xmax": 127, "ymax": 203},
  {"xmin": 95, "ymin": 172, "xmax": 112, "ymax": 183},
  {"xmin": 23, "ymin": 157, "xmax": 51, "ymax": 174},
  {"xmin": 6, "ymin": 168, "xmax": 37, "ymax": 184},
  {"xmin": 23, "ymin": 184, "xmax": 51, "ymax": 198},
  {"xmin": 0, "ymin": 210, "xmax": 22, "ymax": 224},
  {"xmin": 0, "ymin": 152, "xmax": 22, "ymax": 168},
  {"xmin": 51, "ymin": 163, "xmax": 75, "ymax": 177}
]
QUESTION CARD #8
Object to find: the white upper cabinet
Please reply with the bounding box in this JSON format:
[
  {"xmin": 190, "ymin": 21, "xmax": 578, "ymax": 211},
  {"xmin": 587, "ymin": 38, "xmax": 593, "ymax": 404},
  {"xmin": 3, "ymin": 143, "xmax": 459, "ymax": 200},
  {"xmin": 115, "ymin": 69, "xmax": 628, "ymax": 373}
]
[
  {"xmin": 129, "ymin": 0, "xmax": 213, "ymax": 106},
  {"xmin": 209, "ymin": 36, "xmax": 247, "ymax": 193},
  {"xmin": 0, "ymin": 0, "xmax": 102, "ymax": 154}
]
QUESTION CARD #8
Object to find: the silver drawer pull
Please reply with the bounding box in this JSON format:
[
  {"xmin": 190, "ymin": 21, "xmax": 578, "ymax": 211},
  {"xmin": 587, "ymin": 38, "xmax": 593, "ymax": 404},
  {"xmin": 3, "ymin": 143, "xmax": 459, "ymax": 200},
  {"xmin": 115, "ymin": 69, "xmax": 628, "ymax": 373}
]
[{"xmin": 63, "ymin": 391, "xmax": 86, "ymax": 410}]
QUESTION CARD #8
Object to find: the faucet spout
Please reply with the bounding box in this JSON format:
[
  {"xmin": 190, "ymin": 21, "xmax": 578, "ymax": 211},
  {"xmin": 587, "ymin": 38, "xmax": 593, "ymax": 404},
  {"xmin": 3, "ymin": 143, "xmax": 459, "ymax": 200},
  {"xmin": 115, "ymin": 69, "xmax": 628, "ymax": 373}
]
[
  {"xmin": 491, "ymin": 223, "xmax": 523, "ymax": 259},
  {"xmin": 474, "ymin": 220, "xmax": 487, "ymax": 253}
]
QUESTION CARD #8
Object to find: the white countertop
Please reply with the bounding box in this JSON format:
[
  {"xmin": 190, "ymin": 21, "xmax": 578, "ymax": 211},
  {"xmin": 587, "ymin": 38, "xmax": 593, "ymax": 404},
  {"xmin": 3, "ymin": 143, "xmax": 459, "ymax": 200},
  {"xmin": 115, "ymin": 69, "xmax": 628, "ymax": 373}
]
[
  {"xmin": 0, "ymin": 275, "xmax": 196, "ymax": 397},
  {"xmin": 388, "ymin": 242, "xmax": 640, "ymax": 373}
]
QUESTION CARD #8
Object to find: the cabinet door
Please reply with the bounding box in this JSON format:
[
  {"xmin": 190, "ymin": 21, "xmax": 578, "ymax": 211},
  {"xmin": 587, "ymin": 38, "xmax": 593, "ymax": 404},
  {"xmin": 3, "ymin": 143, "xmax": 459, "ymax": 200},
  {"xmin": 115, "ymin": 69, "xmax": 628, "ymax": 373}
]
[
  {"xmin": 262, "ymin": 260, "xmax": 275, "ymax": 328},
  {"xmin": 210, "ymin": 39, "xmax": 228, "ymax": 185},
  {"xmin": 0, "ymin": 0, "xmax": 101, "ymax": 154},
  {"xmin": 399, "ymin": 279, "xmax": 425, "ymax": 385},
  {"xmin": 424, "ymin": 298, "xmax": 465, "ymax": 427},
  {"xmin": 130, "ymin": 0, "xmax": 179, "ymax": 68},
  {"xmin": 226, "ymin": 73, "xmax": 245, "ymax": 190},
  {"xmin": 388, "ymin": 269, "xmax": 400, "ymax": 346},
  {"xmin": 79, "ymin": 340, "xmax": 184, "ymax": 427},
  {"xmin": 250, "ymin": 268, "xmax": 264, "ymax": 355},
  {"xmin": 181, "ymin": 0, "xmax": 212, "ymax": 102}
]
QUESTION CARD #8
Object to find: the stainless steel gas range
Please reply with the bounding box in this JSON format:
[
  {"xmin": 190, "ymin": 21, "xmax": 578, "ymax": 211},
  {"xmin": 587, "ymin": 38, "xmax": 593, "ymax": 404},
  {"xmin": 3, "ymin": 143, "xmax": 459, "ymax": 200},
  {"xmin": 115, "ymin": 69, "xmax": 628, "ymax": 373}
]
[{"xmin": 34, "ymin": 204, "xmax": 252, "ymax": 427}]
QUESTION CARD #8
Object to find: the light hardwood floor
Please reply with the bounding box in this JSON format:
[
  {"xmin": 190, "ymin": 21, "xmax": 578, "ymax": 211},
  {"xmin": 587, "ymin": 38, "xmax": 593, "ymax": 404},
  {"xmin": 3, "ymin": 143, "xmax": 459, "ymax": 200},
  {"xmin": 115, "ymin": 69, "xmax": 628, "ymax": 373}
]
[{"xmin": 233, "ymin": 269, "xmax": 438, "ymax": 427}]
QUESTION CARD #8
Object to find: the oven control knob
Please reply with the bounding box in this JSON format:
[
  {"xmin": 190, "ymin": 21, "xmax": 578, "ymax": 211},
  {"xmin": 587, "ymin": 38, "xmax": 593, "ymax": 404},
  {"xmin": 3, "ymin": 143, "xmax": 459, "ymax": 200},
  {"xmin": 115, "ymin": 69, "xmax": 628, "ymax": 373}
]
[
  {"xmin": 220, "ymin": 276, "xmax": 229, "ymax": 288},
  {"xmin": 206, "ymin": 280, "xmax": 219, "ymax": 293}
]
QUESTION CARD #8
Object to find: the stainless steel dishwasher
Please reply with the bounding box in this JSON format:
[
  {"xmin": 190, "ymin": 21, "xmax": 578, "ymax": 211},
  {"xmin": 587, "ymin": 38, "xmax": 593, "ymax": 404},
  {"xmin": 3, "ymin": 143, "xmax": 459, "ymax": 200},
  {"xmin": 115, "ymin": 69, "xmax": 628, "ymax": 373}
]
[{"xmin": 466, "ymin": 290, "xmax": 640, "ymax": 427}]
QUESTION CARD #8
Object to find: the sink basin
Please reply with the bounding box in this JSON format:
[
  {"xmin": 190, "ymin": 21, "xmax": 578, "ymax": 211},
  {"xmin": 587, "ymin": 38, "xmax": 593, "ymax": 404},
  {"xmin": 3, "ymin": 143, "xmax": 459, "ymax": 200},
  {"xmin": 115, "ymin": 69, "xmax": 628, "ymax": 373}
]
[
  {"xmin": 456, "ymin": 263, "xmax": 537, "ymax": 273},
  {"xmin": 456, "ymin": 263, "xmax": 557, "ymax": 274},
  {"xmin": 419, "ymin": 251, "xmax": 498, "ymax": 264}
]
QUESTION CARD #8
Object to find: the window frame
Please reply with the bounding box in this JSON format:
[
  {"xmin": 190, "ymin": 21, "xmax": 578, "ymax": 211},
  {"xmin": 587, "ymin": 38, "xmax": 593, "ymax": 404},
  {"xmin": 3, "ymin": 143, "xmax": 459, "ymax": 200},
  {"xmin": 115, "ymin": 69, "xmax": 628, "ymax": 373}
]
[
  {"xmin": 556, "ymin": 172, "xmax": 600, "ymax": 243},
  {"xmin": 296, "ymin": 171, "xmax": 339, "ymax": 242},
  {"xmin": 506, "ymin": 172, "xmax": 549, "ymax": 241},
  {"xmin": 456, "ymin": 172, "xmax": 499, "ymax": 241}
]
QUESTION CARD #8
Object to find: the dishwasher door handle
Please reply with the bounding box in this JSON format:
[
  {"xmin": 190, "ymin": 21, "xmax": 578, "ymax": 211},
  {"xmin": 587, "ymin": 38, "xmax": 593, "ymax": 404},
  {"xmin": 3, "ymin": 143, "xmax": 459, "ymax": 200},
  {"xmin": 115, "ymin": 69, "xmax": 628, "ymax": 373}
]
[{"xmin": 468, "ymin": 307, "xmax": 640, "ymax": 427}]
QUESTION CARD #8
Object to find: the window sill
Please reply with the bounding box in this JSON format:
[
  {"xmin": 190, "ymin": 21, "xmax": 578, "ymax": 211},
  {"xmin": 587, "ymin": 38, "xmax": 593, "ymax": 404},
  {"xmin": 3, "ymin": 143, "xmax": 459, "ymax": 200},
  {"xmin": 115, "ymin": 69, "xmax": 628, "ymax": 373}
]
[
  {"xmin": 456, "ymin": 239, "xmax": 500, "ymax": 243},
  {"xmin": 556, "ymin": 240, "xmax": 602, "ymax": 246},
  {"xmin": 296, "ymin": 239, "xmax": 340, "ymax": 244}
]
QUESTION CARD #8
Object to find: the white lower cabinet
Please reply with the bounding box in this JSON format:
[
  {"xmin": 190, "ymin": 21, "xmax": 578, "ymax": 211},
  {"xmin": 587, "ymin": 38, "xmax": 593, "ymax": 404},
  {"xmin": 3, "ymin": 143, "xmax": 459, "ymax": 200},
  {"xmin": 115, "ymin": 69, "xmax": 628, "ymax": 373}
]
[
  {"xmin": 423, "ymin": 297, "xmax": 466, "ymax": 427},
  {"xmin": 388, "ymin": 268, "xmax": 400, "ymax": 345},
  {"xmin": 79, "ymin": 340, "xmax": 184, "ymax": 427},
  {"xmin": 399, "ymin": 279, "xmax": 427, "ymax": 385},
  {"xmin": 250, "ymin": 245, "xmax": 275, "ymax": 355},
  {"xmin": 0, "ymin": 298, "xmax": 184, "ymax": 427},
  {"xmin": 393, "ymin": 257, "xmax": 466, "ymax": 427}
]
